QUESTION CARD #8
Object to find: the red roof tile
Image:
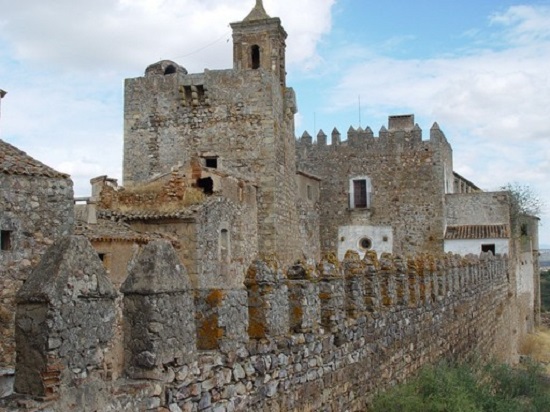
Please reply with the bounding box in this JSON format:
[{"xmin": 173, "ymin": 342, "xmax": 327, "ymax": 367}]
[
  {"xmin": 444, "ymin": 224, "xmax": 509, "ymax": 240},
  {"xmin": 0, "ymin": 139, "xmax": 69, "ymax": 178}
]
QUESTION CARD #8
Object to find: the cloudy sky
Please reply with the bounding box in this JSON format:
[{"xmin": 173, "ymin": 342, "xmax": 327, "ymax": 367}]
[{"xmin": 1, "ymin": 0, "xmax": 549, "ymax": 246}]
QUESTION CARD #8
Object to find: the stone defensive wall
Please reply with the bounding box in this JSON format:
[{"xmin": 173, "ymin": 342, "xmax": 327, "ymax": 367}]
[
  {"xmin": 3, "ymin": 237, "xmax": 518, "ymax": 411},
  {"xmin": 296, "ymin": 121, "xmax": 449, "ymax": 153}
]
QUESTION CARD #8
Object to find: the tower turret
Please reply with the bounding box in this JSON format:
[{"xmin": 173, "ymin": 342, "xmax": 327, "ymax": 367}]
[{"xmin": 230, "ymin": 0, "xmax": 287, "ymax": 87}]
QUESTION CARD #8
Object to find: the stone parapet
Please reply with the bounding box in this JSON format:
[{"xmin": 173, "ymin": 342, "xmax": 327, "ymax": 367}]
[{"xmin": 4, "ymin": 247, "xmax": 519, "ymax": 411}]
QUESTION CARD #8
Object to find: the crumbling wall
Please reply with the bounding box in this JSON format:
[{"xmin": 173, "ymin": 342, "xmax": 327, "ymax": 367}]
[
  {"xmin": 0, "ymin": 174, "xmax": 73, "ymax": 369},
  {"xmin": 3, "ymin": 243, "xmax": 525, "ymax": 411},
  {"xmin": 123, "ymin": 67, "xmax": 301, "ymax": 266},
  {"xmin": 122, "ymin": 241, "xmax": 196, "ymax": 381},
  {"xmin": 14, "ymin": 236, "xmax": 116, "ymax": 400}
]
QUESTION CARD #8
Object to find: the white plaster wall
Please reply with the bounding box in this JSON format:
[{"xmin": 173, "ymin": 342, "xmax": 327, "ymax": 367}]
[
  {"xmin": 338, "ymin": 225, "xmax": 392, "ymax": 261},
  {"xmin": 444, "ymin": 238, "xmax": 509, "ymax": 256}
]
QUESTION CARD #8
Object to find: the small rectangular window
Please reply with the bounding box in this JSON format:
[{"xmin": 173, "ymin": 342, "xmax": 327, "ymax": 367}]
[
  {"xmin": 1, "ymin": 230, "xmax": 12, "ymax": 251},
  {"xmin": 205, "ymin": 157, "xmax": 218, "ymax": 168},
  {"xmin": 481, "ymin": 244, "xmax": 495, "ymax": 255},
  {"xmin": 353, "ymin": 180, "xmax": 367, "ymax": 208},
  {"xmin": 307, "ymin": 185, "xmax": 312, "ymax": 201}
]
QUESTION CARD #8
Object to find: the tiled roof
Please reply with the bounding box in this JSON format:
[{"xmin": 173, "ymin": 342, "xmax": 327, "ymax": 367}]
[
  {"xmin": 97, "ymin": 205, "xmax": 202, "ymax": 221},
  {"xmin": 75, "ymin": 219, "xmax": 179, "ymax": 246},
  {"xmin": 445, "ymin": 224, "xmax": 510, "ymax": 240},
  {"xmin": 0, "ymin": 139, "xmax": 69, "ymax": 178}
]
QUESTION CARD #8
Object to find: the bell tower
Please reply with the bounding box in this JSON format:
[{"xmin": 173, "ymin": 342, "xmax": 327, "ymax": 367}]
[{"xmin": 230, "ymin": 0, "xmax": 287, "ymax": 87}]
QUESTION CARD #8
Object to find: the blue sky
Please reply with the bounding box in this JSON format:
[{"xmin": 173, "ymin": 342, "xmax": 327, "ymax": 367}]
[{"xmin": 1, "ymin": 0, "xmax": 549, "ymax": 246}]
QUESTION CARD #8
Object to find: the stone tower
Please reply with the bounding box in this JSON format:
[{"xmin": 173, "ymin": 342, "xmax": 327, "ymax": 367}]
[
  {"xmin": 230, "ymin": 0, "xmax": 287, "ymax": 87},
  {"xmin": 122, "ymin": 1, "xmax": 301, "ymax": 265}
]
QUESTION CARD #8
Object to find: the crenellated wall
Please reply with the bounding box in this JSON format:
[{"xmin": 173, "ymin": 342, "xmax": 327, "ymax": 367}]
[
  {"xmin": 296, "ymin": 116, "xmax": 454, "ymax": 258},
  {"xmin": 3, "ymin": 238, "xmax": 525, "ymax": 412}
]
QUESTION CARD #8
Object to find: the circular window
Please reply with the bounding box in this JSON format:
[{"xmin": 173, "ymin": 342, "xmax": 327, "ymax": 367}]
[{"xmin": 359, "ymin": 237, "xmax": 372, "ymax": 250}]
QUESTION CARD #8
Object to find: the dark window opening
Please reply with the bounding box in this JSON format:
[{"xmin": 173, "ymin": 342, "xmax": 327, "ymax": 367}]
[
  {"xmin": 196, "ymin": 85, "xmax": 205, "ymax": 99},
  {"xmin": 184, "ymin": 86, "xmax": 192, "ymax": 101},
  {"xmin": 251, "ymin": 45, "xmax": 260, "ymax": 69},
  {"xmin": 353, "ymin": 180, "xmax": 367, "ymax": 208},
  {"xmin": 98, "ymin": 253, "xmax": 106, "ymax": 262},
  {"xmin": 359, "ymin": 237, "xmax": 372, "ymax": 250},
  {"xmin": 520, "ymin": 224, "xmax": 528, "ymax": 236},
  {"xmin": 1, "ymin": 230, "xmax": 12, "ymax": 251},
  {"xmin": 182, "ymin": 85, "xmax": 205, "ymax": 105},
  {"xmin": 205, "ymin": 157, "xmax": 218, "ymax": 168},
  {"xmin": 164, "ymin": 65, "xmax": 176, "ymax": 75},
  {"xmin": 481, "ymin": 244, "xmax": 495, "ymax": 255},
  {"xmin": 197, "ymin": 177, "xmax": 214, "ymax": 195}
]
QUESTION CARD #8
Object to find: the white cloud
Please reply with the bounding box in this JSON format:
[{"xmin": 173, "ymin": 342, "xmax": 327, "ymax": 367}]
[
  {"xmin": 490, "ymin": 5, "xmax": 550, "ymax": 45},
  {"xmin": 329, "ymin": 44, "xmax": 550, "ymax": 144},
  {"xmin": 0, "ymin": 0, "xmax": 334, "ymax": 197},
  {"xmin": 0, "ymin": 0, "xmax": 334, "ymax": 73},
  {"xmin": 321, "ymin": 4, "xmax": 550, "ymax": 243}
]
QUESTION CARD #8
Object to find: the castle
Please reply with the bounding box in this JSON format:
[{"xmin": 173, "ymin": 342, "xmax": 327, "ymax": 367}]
[{"xmin": 0, "ymin": 1, "xmax": 540, "ymax": 410}]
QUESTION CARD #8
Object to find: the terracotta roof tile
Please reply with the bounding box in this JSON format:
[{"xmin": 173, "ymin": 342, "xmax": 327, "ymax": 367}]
[
  {"xmin": 444, "ymin": 224, "xmax": 509, "ymax": 240},
  {"xmin": 0, "ymin": 139, "xmax": 69, "ymax": 178},
  {"xmin": 75, "ymin": 219, "xmax": 179, "ymax": 246},
  {"xmin": 97, "ymin": 206, "xmax": 201, "ymax": 221}
]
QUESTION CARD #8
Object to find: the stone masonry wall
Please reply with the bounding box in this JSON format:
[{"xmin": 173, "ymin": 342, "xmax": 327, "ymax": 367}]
[
  {"xmin": 296, "ymin": 122, "xmax": 453, "ymax": 258},
  {"xmin": 123, "ymin": 66, "xmax": 301, "ymax": 265},
  {"xmin": 445, "ymin": 191, "xmax": 511, "ymax": 226},
  {"xmin": 14, "ymin": 236, "xmax": 116, "ymax": 400},
  {"xmin": 2, "ymin": 241, "xmax": 524, "ymax": 412},
  {"xmin": 0, "ymin": 174, "xmax": 74, "ymax": 369}
]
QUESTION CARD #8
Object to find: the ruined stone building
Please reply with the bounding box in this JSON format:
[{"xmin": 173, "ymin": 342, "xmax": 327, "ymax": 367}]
[
  {"xmin": 0, "ymin": 1, "xmax": 541, "ymax": 409},
  {"xmin": 0, "ymin": 138, "xmax": 74, "ymax": 386}
]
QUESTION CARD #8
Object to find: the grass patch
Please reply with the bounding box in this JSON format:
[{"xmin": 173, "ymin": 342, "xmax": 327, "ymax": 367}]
[
  {"xmin": 370, "ymin": 359, "xmax": 550, "ymax": 412},
  {"xmin": 520, "ymin": 328, "xmax": 550, "ymax": 374}
]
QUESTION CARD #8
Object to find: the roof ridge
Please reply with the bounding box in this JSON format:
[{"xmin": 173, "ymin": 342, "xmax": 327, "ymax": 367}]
[{"xmin": 0, "ymin": 138, "xmax": 69, "ymax": 178}]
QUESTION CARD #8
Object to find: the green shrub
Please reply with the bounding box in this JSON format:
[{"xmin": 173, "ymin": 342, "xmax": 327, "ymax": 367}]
[{"xmin": 369, "ymin": 359, "xmax": 550, "ymax": 412}]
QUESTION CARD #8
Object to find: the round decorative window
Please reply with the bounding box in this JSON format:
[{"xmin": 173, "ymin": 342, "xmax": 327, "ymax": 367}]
[{"xmin": 359, "ymin": 237, "xmax": 372, "ymax": 250}]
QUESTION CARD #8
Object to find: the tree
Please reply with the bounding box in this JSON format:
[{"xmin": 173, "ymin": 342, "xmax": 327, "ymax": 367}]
[{"xmin": 501, "ymin": 183, "xmax": 544, "ymax": 218}]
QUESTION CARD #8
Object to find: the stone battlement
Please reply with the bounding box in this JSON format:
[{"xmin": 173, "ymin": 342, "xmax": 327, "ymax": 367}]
[
  {"xmin": 5, "ymin": 237, "xmax": 516, "ymax": 411},
  {"xmin": 296, "ymin": 118, "xmax": 449, "ymax": 152}
]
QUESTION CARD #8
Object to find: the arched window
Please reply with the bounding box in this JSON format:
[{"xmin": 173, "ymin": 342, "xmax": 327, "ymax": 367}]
[
  {"xmin": 164, "ymin": 65, "xmax": 176, "ymax": 75},
  {"xmin": 349, "ymin": 176, "xmax": 372, "ymax": 209},
  {"xmin": 251, "ymin": 45, "xmax": 260, "ymax": 69}
]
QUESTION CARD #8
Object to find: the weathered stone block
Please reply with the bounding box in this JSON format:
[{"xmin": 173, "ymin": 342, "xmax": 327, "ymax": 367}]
[
  {"xmin": 122, "ymin": 241, "xmax": 195, "ymax": 380},
  {"xmin": 14, "ymin": 235, "xmax": 116, "ymax": 398},
  {"xmin": 317, "ymin": 257, "xmax": 345, "ymax": 333},
  {"xmin": 195, "ymin": 289, "xmax": 248, "ymax": 352},
  {"xmin": 245, "ymin": 260, "xmax": 289, "ymax": 339},
  {"xmin": 287, "ymin": 263, "xmax": 320, "ymax": 333},
  {"xmin": 343, "ymin": 250, "xmax": 366, "ymax": 318}
]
